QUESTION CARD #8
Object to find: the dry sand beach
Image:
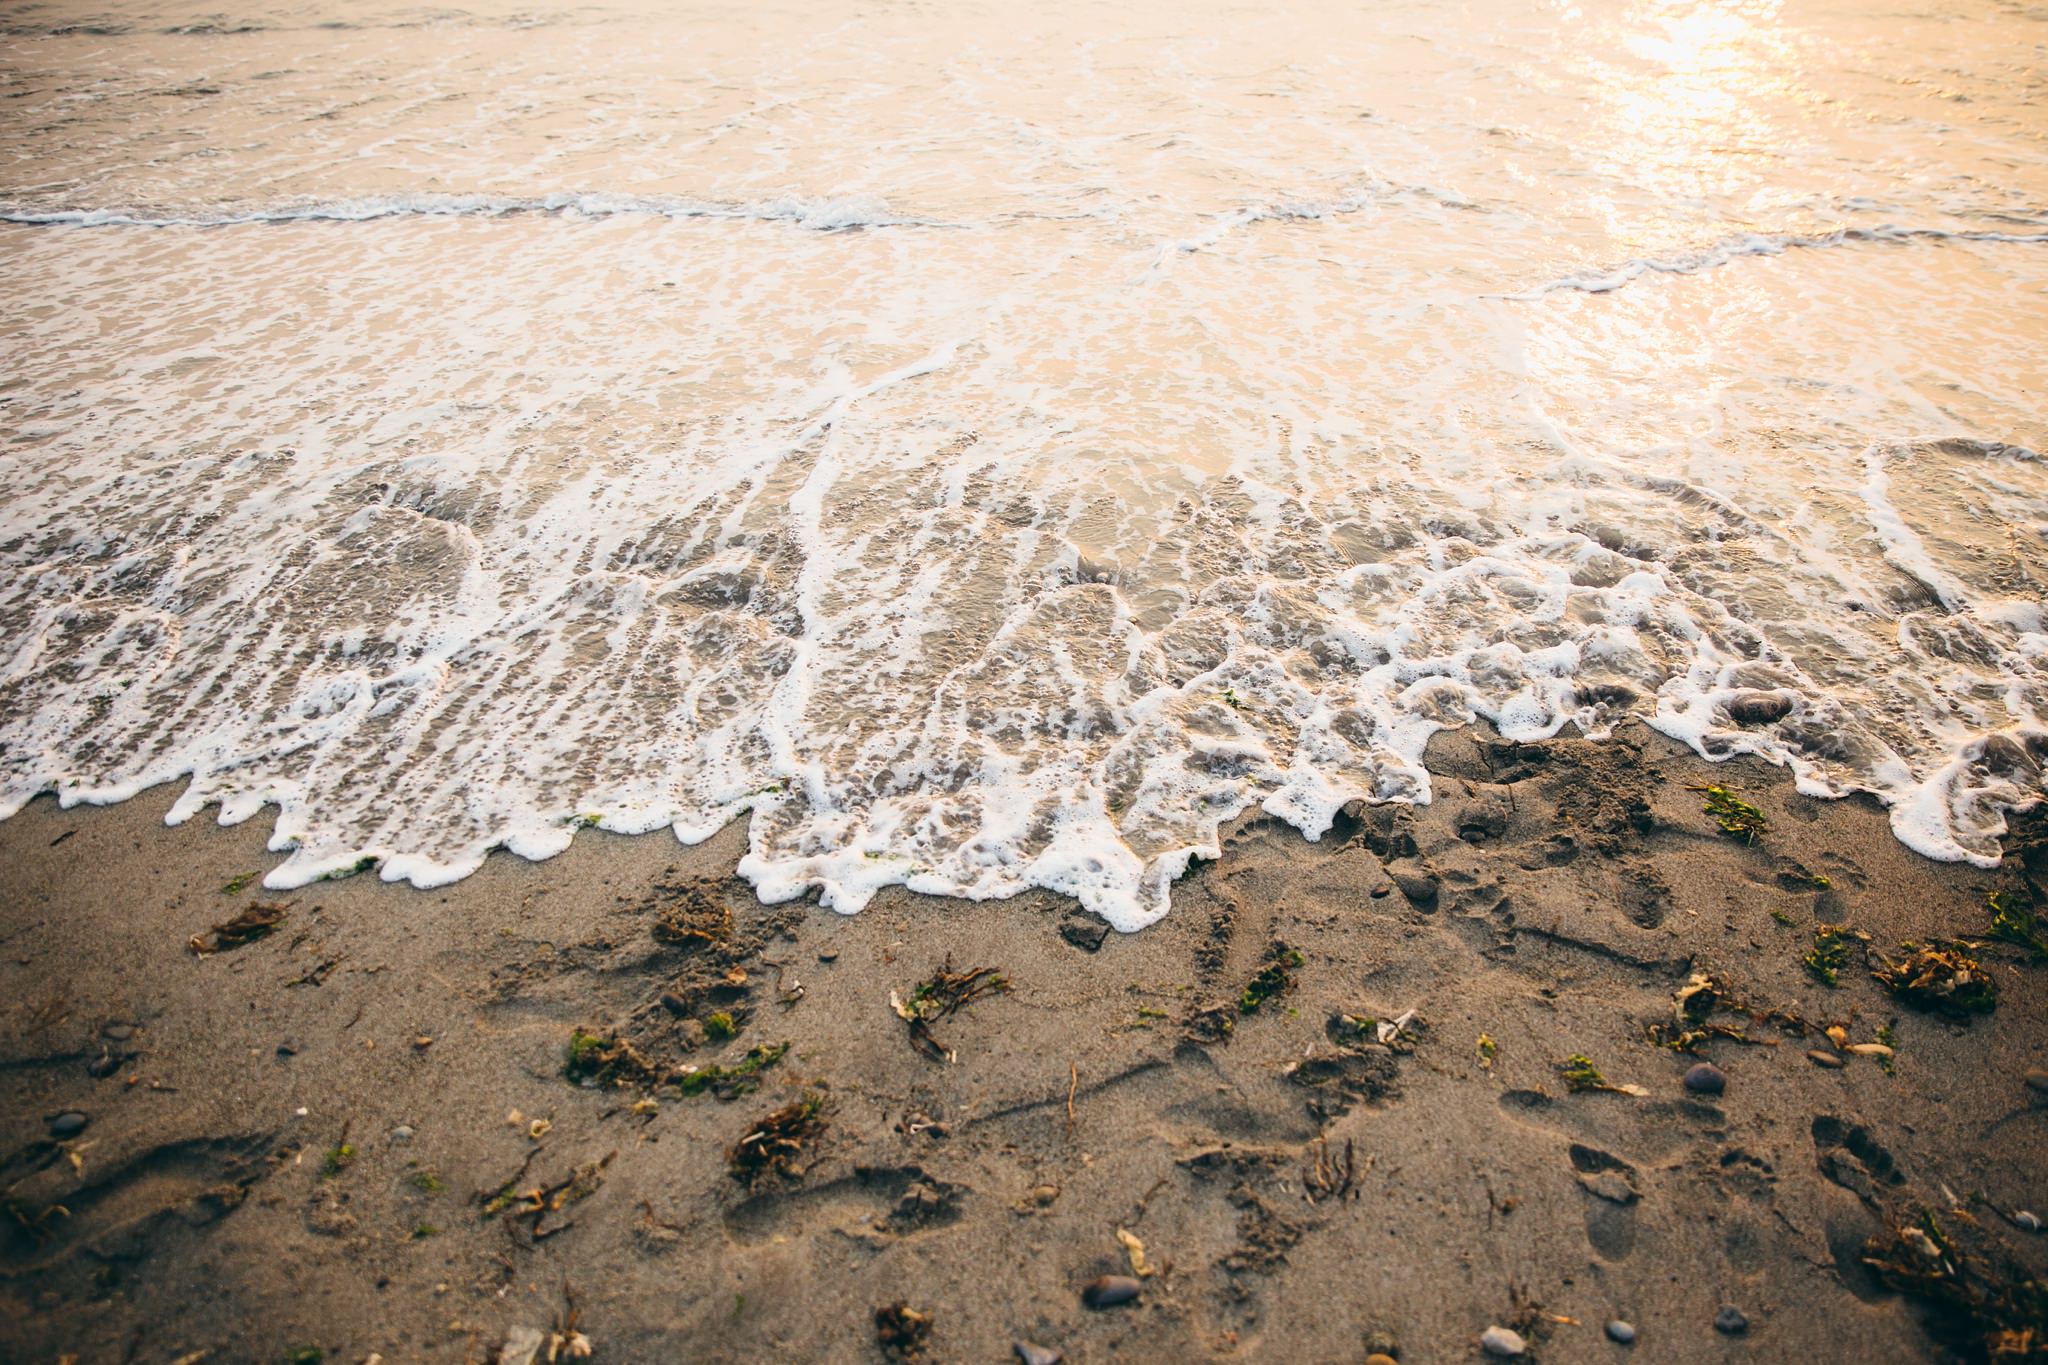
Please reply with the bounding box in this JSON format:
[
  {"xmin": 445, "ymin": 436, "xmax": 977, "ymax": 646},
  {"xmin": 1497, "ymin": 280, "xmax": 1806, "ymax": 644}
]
[{"xmin": 3, "ymin": 723, "xmax": 2045, "ymax": 1363}]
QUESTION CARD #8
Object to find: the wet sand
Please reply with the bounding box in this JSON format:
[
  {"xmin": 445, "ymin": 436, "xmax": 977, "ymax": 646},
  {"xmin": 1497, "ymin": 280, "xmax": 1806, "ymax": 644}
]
[{"xmin": 2, "ymin": 722, "xmax": 2044, "ymax": 1363}]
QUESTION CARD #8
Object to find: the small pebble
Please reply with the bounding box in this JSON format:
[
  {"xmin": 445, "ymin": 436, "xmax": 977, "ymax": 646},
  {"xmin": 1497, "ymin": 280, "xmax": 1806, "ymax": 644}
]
[
  {"xmin": 817, "ymin": 949, "xmax": 839, "ymax": 963},
  {"xmin": 658, "ymin": 991, "xmax": 690, "ymax": 1017},
  {"xmin": 1714, "ymin": 1306, "xmax": 1748, "ymax": 1335},
  {"xmin": 48, "ymin": 1112, "xmax": 88, "ymax": 1139},
  {"xmin": 2025, "ymin": 1069, "xmax": 2048, "ymax": 1095},
  {"xmin": 1808, "ymin": 1050, "xmax": 1846, "ymax": 1069},
  {"xmin": 1081, "ymin": 1275, "xmax": 1141, "ymax": 1309},
  {"xmin": 87, "ymin": 1053, "xmax": 121, "ymax": 1079},
  {"xmin": 1013, "ymin": 1343, "xmax": 1062, "ymax": 1365},
  {"xmin": 2016, "ymin": 1210, "xmax": 2041, "ymax": 1232},
  {"xmin": 276, "ymin": 1041, "xmax": 298, "ymax": 1057},
  {"xmin": 1684, "ymin": 1062, "xmax": 1726, "ymax": 1095},
  {"xmin": 391, "ymin": 1125, "xmax": 415, "ymax": 1143},
  {"xmin": 1480, "ymin": 1325, "xmax": 1527, "ymax": 1357},
  {"xmin": 101, "ymin": 1023, "xmax": 134, "ymax": 1042},
  {"xmin": 1606, "ymin": 1320, "xmax": 1636, "ymax": 1345},
  {"xmin": 1366, "ymin": 1356, "xmax": 1398, "ymax": 1365}
]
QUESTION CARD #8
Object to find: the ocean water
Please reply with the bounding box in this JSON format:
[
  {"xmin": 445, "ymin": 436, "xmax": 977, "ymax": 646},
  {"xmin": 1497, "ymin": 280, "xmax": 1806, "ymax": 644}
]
[{"xmin": 2, "ymin": 0, "xmax": 2045, "ymax": 929}]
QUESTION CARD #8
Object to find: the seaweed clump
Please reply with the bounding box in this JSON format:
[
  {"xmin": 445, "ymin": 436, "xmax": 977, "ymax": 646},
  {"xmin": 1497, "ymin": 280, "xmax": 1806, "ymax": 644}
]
[
  {"xmin": 1649, "ymin": 970, "xmax": 1820, "ymax": 1051},
  {"xmin": 1873, "ymin": 942, "xmax": 1998, "ymax": 1018},
  {"xmin": 1803, "ymin": 924, "xmax": 1864, "ymax": 987},
  {"xmin": 728, "ymin": 1093, "xmax": 828, "ymax": 1189},
  {"xmin": 1556, "ymin": 1054, "xmax": 1647, "ymax": 1097},
  {"xmin": 1864, "ymin": 1209, "xmax": 2048, "ymax": 1360},
  {"xmin": 1987, "ymin": 891, "xmax": 2048, "ymax": 963},
  {"xmin": 1695, "ymin": 784, "xmax": 1767, "ymax": 844},
  {"xmin": 187, "ymin": 901, "xmax": 289, "ymax": 955},
  {"xmin": 565, "ymin": 1029, "xmax": 787, "ymax": 1099},
  {"xmin": 1238, "ymin": 943, "xmax": 1304, "ymax": 1014},
  {"xmin": 874, "ymin": 1302, "xmax": 933, "ymax": 1360},
  {"xmin": 891, "ymin": 960, "xmax": 1010, "ymax": 1061}
]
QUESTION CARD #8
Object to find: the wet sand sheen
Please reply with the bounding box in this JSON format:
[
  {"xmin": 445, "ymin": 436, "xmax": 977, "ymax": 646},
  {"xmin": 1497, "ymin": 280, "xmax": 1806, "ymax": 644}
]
[
  {"xmin": 2, "ymin": 724, "xmax": 2045, "ymax": 1361},
  {"xmin": 4, "ymin": 0, "xmax": 2048, "ymax": 922}
]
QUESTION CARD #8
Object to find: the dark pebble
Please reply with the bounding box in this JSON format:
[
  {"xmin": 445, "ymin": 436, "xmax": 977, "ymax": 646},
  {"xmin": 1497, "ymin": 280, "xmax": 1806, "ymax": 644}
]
[
  {"xmin": 1081, "ymin": 1275, "xmax": 1141, "ymax": 1309},
  {"xmin": 1059, "ymin": 912, "xmax": 1111, "ymax": 953},
  {"xmin": 817, "ymin": 950, "xmax": 839, "ymax": 963},
  {"xmin": 48, "ymin": 1112, "xmax": 88, "ymax": 1139},
  {"xmin": 87, "ymin": 1053, "xmax": 121, "ymax": 1079},
  {"xmin": 1606, "ymin": 1320, "xmax": 1635, "ymax": 1344},
  {"xmin": 1714, "ymin": 1306, "xmax": 1748, "ymax": 1335},
  {"xmin": 1013, "ymin": 1342, "xmax": 1062, "ymax": 1365},
  {"xmin": 1391, "ymin": 870, "xmax": 1439, "ymax": 907},
  {"xmin": 1726, "ymin": 692, "xmax": 1792, "ymax": 726},
  {"xmin": 276, "ymin": 1041, "xmax": 299, "ymax": 1057},
  {"xmin": 1684, "ymin": 1063, "xmax": 1726, "ymax": 1095},
  {"xmin": 659, "ymin": 992, "xmax": 690, "ymax": 1017}
]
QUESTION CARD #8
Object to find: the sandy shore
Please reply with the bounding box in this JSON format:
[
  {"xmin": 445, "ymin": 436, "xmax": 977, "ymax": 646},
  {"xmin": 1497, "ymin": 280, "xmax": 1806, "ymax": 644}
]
[{"xmin": 2, "ymin": 722, "xmax": 2044, "ymax": 1363}]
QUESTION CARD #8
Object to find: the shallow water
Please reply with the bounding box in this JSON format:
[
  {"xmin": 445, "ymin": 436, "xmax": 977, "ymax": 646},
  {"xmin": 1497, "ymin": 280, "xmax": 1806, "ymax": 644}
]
[{"xmin": 2, "ymin": 0, "xmax": 2045, "ymax": 927}]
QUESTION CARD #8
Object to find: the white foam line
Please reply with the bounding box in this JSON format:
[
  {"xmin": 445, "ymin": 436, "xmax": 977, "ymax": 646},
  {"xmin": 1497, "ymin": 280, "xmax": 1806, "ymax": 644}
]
[
  {"xmin": 1517, "ymin": 224, "xmax": 2048, "ymax": 297},
  {"xmin": 0, "ymin": 192, "xmax": 952, "ymax": 232}
]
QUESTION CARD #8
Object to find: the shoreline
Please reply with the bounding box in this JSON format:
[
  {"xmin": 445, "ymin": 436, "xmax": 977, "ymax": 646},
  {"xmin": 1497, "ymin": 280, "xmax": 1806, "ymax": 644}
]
[{"xmin": 2, "ymin": 721, "xmax": 2045, "ymax": 1362}]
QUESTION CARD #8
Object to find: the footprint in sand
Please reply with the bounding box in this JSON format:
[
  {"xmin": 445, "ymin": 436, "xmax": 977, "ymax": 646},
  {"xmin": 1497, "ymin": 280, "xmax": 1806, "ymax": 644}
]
[{"xmin": 1570, "ymin": 1142, "xmax": 1641, "ymax": 1260}]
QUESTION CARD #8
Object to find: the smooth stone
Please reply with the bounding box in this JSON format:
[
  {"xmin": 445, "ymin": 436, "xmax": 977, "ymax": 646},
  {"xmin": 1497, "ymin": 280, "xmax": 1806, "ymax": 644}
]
[
  {"xmin": 1081, "ymin": 1276, "xmax": 1141, "ymax": 1309},
  {"xmin": 1726, "ymin": 692, "xmax": 1792, "ymax": 726},
  {"xmin": 1391, "ymin": 869, "xmax": 1439, "ymax": 907},
  {"xmin": 1480, "ymin": 1325, "xmax": 1527, "ymax": 1356},
  {"xmin": 1808, "ymin": 1050, "xmax": 1847, "ymax": 1069},
  {"xmin": 817, "ymin": 949, "xmax": 839, "ymax": 963},
  {"xmin": 101, "ymin": 1023, "xmax": 135, "ymax": 1041},
  {"xmin": 1684, "ymin": 1062, "xmax": 1726, "ymax": 1095},
  {"xmin": 1013, "ymin": 1343, "xmax": 1062, "ymax": 1365},
  {"xmin": 391, "ymin": 1125, "xmax": 415, "ymax": 1142},
  {"xmin": 1606, "ymin": 1320, "xmax": 1636, "ymax": 1344},
  {"xmin": 1366, "ymin": 1356, "xmax": 1399, "ymax": 1365},
  {"xmin": 2025, "ymin": 1068, "xmax": 2048, "ymax": 1094},
  {"xmin": 87, "ymin": 1053, "xmax": 121, "ymax": 1079},
  {"xmin": 1714, "ymin": 1306, "xmax": 1748, "ymax": 1335},
  {"xmin": 658, "ymin": 991, "xmax": 690, "ymax": 1017},
  {"xmin": 48, "ymin": 1112, "xmax": 88, "ymax": 1139}
]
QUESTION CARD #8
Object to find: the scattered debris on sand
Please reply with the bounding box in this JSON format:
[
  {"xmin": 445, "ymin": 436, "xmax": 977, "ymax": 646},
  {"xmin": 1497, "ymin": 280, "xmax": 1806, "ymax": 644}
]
[
  {"xmin": 1872, "ymin": 941, "xmax": 1998, "ymax": 1017},
  {"xmin": 874, "ymin": 1301, "xmax": 932, "ymax": 1359},
  {"xmin": 1694, "ymin": 784, "xmax": 1767, "ymax": 843},
  {"xmin": 1864, "ymin": 1208, "xmax": 2048, "ymax": 1359},
  {"xmin": 728, "ymin": 1093, "xmax": 828, "ymax": 1188},
  {"xmin": 891, "ymin": 959, "xmax": 1009, "ymax": 1061},
  {"xmin": 187, "ymin": 901, "xmax": 290, "ymax": 955}
]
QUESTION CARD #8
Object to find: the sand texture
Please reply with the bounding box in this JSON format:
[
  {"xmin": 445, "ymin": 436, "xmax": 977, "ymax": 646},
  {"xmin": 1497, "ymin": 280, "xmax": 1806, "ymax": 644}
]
[{"xmin": 2, "ymin": 723, "xmax": 2045, "ymax": 1362}]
